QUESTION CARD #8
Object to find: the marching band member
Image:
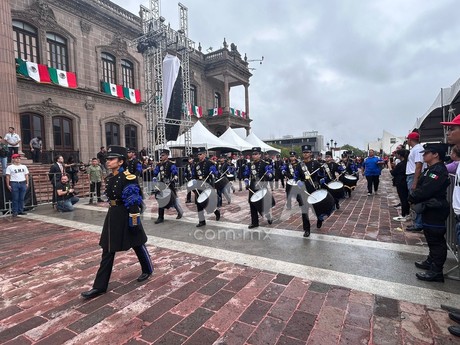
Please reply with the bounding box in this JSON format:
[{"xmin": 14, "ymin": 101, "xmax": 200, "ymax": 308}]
[
  {"xmin": 244, "ymin": 147, "xmax": 275, "ymax": 229},
  {"xmin": 193, "ymin": 147, "xmax": 220, "ymax": 227},
  {"xmin": 184, "ymin": 155, "xmax": 195, "ymax": 203},
  {"xmin": 274, "ymin": 154, "xmax": 285, "ymax": 189},
  {"xmin": 264, "ymin": 152, "xmax": 275, "ymax": 191},
  {"xmin": 321, "ymin": 151, "xmax": 341, "ymax": 209},
  {"xmin": 282, "ymin": 151, "xmax": 300, "ymax": 210},
  {"xmin": 152, "ymin": 149, "xmax": 183, "ymax": 224},
  {"xmin": 339, "ymin": 152, "xmax": 359, "ymax": 197},
  {"xmin": 295, "ymin": 145, "xmax": 325, "ymax": 232},
  {"xmin": 81, "ymin": 145, "xmax": 153, "ymax": 299},
  {"xmin": 236, "ymin": 153, "xmax": 247, "ymax": 191}
]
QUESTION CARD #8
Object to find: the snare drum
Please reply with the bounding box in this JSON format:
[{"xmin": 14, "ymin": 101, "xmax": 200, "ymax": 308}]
[
  {"xmin": 326, "ymin": 181, "xmax": 345, "ymax": 199},
  {"xmin": 186, "ymin": 179, "xmax": 198, "ymax": 192},
  {"xmin": 215, "ymin": 175, "xmax": 229, "ymax": 190},
  {"xmin": 307, "ymin": 189, "xmax": 335, "ymax": 218},
  {"xmin": 226, "ymin": 174, "xmax": 235, "ymax": 181},
  {"xmin": 250, "ymin": 188, "xmax": 276, "ymax": 214},
  {"xmin": 286, "ymin": 179, "xmax": 300, "ymax": 196},
  {"xmin": 342, "ymin": 174, "xmax": 358, "ymax": 190}
]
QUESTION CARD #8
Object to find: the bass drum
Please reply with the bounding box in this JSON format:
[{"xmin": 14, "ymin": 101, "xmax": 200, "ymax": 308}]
[
  {"xmin": 250, "ymin": 188, "xmax": 276, "ymax": 214},
  {"xmin": 342, "ymin": 174, "xmax": 358, "ymax": 190},
  {"xmin": 326, "ymin": 181, "xmax": 345, "ymax": 199},
  {"xmin": 215, "ymin": 175, "xmax": 229, "ymax": 190},
  {"xmin": 196, "ymin": 188, "xmax": 218, "ymax": 213},
  {"xmin": 155, "ymin": 188, "xmax": 175, "ymax": 209},
  {"xmin": 307, "ymin": 189, "xmax": 335, "ymax": 219}
]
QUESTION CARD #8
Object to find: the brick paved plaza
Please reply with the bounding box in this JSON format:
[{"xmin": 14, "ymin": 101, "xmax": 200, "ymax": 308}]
[{"xmin": 1, "ymin": 171, "xmax": 460, "ymax": 344}]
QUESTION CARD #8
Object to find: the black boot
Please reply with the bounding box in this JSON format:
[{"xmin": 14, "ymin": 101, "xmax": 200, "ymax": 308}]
[
  {"xmin": 154, "ymin": 218, "xmax": 164, "ymax": 224},
  {"xmin": 415, "ymin": 257, "xmax": 432, "ymax": 270},
  {"xmin": 416, "ymin": 263, "xmax": 444, "ymax": 282},
  {"xmin": 215, "ymin": 209, "xmax": 221, "ymax": 221},
  {"xmin": 303, "ymin": 228, "xmax": 310, "ymax": 237},
  {"xmin": 196, "ymin": 221, "xmax": 206, "ymax": 227},
  {"xmin": 316, "ymin": 219, "xmax": 323, "ymax": 228}
]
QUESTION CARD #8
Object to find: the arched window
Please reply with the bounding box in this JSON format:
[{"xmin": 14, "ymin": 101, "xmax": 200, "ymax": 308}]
[
  {"xmin": 214, "ymin": 92, "xmax": 221, "ymax": 108},
  {"xmin": 121, "ymin": 59, "xmax": 134, "ymax": 89},
  {"xmin": 125, "ymin": 125, "xmax": 137, "ymax": 151},
  {"xmin": 46, "ymin": 32, "xmax": 68, "ymax": 70},
  {"xmin": 53, "ymin": 117, "xmax": 73, "ymax": 150},
  {"xmin": 105, "ymin": 122, "xmax": 120, "ymax": 146},
  {"xmin": 102, "ymin": 52, "xmax": 116, "ymax": 84},
  {"xmin": 190, "ymin": 85, "xmax": 197, "ymax": 106},
  {"xmin": 13, "ymin": 20, "xmax": 39, "ymax": 62},
  {"xmin": 21, "ymin": 113, "xmax": 45, "ymax": 152}
]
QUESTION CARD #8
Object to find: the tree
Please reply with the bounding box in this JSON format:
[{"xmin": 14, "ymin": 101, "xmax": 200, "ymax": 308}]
[{"xmin": 340, "ymin": 144, "xmax": 366, "ymax": 157}]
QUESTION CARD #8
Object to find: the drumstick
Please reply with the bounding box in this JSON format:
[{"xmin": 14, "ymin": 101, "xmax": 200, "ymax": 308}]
[
  {"xmin": 334, "ymin": 170, "xmax": 347, "ymax": 181},
  {"xmin": 218, "ymin": 168, "xmax": 230, "ymax": 179}
]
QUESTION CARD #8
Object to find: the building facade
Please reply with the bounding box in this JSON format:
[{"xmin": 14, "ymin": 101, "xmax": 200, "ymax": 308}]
[
  {"xmin": 3, "ymin": 0, "xmax": 253, "ymax": 163},
  {"xmin": 264, "ymin": 131, "xmax": 325, "ymax": 153}
]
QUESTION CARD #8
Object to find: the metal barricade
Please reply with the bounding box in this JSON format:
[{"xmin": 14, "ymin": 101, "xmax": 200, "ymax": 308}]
[{"xmin": 445, "ymin": 174, "xmax": 460, "ymax": 280}]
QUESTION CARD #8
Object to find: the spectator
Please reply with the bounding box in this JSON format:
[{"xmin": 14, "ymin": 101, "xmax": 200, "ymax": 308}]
[
  {"xmin": 139, "ymin": 147, "xmax": 147, "ymax": 158},
  {"xmin": 29, "ymin": 136, "xmax": 42, "ymax": 163},
  {"xmin": 65, "ymin": 156, "xmax": 79, "ymax": 187},
  {"xmin": 87, "ymin": 158, "xmax": 103, "ymax": 204},
  {"xmin": 363, "ymin": 149, "xmax": 384, "ymax": 196},
  {"xmin": 5, "ymin": 153, "xmax": 29, "ymax": 217},
  {"xmin": 445, "ymin": 145, "xmax": 460, "ymax": 174},
  {"xmin": 97, "ymin": 146, "xmax": 107, "ymax": 174},
  {"xmin": 55, "ymin": 174, "xmax": 79, "ymax": 212},
  {"xmin": 49, "ymin": 155, "xmax": 65, "ymax": 206},
  {"xmin": 406, "ymin": 132, "xmax": 425, "ymax": 232},
  {"xmin": 391, "ymin": 149, "xmax": 410, "ymax": 222},
  {"xmin": 0, "ymin": 136, "xmax": 8, "ymax": 176},
  {"xmin": 440, "ymin": 114, "xmax": 460, "ymax": 337},
  {"xmin": 4, "ymin": 127, "xmax": 21, "ymax": 163}
]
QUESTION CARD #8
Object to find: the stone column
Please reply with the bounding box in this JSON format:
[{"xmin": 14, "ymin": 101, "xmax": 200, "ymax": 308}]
[
  {"xmin": 244, "ymin": 83, "xmax": 250, "ymax": 118},
  {"xmin": 223, "ymin": 74, "xmax": 229, "ymax": 112},
  {"xmin": 0, "ymin": 1, "xmax": 20, "ymax": 134}
]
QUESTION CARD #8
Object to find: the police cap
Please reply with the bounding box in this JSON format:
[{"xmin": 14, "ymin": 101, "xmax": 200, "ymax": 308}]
[{"xmin": 107, "ymin": 145, "xmax": 127, "ymax": 159}]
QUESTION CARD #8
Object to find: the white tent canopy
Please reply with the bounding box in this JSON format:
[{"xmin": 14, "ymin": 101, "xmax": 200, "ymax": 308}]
[
  {"xmin": 218, "ymin": 127, "xmax": 254, "ymax": 152},
  {"xmin": 245, "ymin": 132, "xmax": 281, "ymax": 153},
  {"xmin": 166, "ymin": 120, "xmax": 240, "ymax": 151}
]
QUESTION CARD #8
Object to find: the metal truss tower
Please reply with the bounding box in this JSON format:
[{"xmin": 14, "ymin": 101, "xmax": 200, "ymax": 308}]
[{"xmin": 136, "ymin": 0, "xmax": 194, "ymax": 157}]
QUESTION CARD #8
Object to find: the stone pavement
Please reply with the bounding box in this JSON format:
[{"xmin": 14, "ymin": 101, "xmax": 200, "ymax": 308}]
[{"xmin": 1, "ymin": 171, "xmax": 460, "ymax": 344}]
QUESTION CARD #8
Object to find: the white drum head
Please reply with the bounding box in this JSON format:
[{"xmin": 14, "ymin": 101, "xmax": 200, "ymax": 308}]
[
  {"xmin": 328, "ymin": 181, "xmax": 344, "ymax": 190},
  {"xmin": 250, "ymin": 188, "xmax": 268, "ymax": 202},
  {"xmin": 226, "ymin": 174, "xmax": 234, "ymax": 178},
  {"xmin": 287, "ymin": 179, "xmax": 296, "ymax": 186},
  {"xmin": 187, "ymin": 179, "xmax": 196, "ymax": 188},
  {"xmin": 307, "ymin": 189, "xmax": 328, "ymax": 204},
  {"xmin": 156, "ymin": 188, "xmax": 171, "ymax": 200},
  {"xmin": 197, "ymin": 188, "xmax": 212, "ymax": 203},
  {"xmin": 345, "ymin": 175, "xmax": 357, "ymax": 181}
]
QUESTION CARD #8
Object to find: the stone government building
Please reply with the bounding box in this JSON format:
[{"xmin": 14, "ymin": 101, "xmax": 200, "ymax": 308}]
[{"xmin": 2, "ymin": 0, "xmax": 253, "ymax": 164}]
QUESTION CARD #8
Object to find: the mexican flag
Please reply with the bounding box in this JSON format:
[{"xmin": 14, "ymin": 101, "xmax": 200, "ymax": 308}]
[
  {"xmin": 193, "ymin": 106, "xmax": 202, "ymax": 118},
  {"xmin": 101, "ymin": 81, "xmax": 123, "ymax": 98},
  {"xmin": 16, "ymin": 58, "xmax": 51, "ymax": 83},
  {"xmin": 123, "ymin": 87, "xmax": 141, "ymax": 104},
  {"xmin": 230, "ymin": 108, "xmax": 235, "ymax": 115},
  {"xmin": 49, "ymin": 68, "xmax": 77, "ymax": 88},
  {"xmin": 207, "ymin": 107, "xmax": 223, "ymax": 116},
  {"xmin": 241, "ymin": 111, "xmax": 246, "ymax": 118}
]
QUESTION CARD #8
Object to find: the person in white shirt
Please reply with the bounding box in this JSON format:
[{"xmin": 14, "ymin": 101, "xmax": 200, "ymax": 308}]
[
  {"xmin": 4, "ymin": 127, "xmax": 21, "ymax": 163},
  {"xmin": 405, "ymin": 132, "xmax": 424, "ymax": 231},
  {"xmin": 440, "ymin": 114, "xmax": 460, "ymax": 338},
  {"xmin": 5, "ymin": 153, "xmax": 29, "ymax": 217}
]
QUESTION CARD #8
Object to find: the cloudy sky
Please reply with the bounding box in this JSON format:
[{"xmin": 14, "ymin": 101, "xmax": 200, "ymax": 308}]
[{"xmin": 112, "ymin": 0, "xmax": 460, "ymax": 148}]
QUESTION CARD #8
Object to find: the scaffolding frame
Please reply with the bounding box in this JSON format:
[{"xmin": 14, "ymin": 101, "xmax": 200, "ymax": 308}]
[{"xmin": 136, "ymin": 0, "xmax": 194, "ymax": 157}]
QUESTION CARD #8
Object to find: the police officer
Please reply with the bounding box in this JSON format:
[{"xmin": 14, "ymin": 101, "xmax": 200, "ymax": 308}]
[
  {"xmin": 295, "ymin": 144, "xmax": 324, "ymax": 233},
  {"xmin": 408, "ymin": 143, "xmax": 450, "ymax": 282},
  {"xmin": 152, "ymin": 149, "xmax": 183, "ymax": 224},
  {"xmin": 127, "ymin": 148, "xmax": 142, "ymax": 177},
  {"xmin": 81, "ymin": 146, "xmax": 153, "ymax": 299},
  {"xmin": 244, "ymin": 147, "xmax": 275, "ymax": 228},
  {"xmin": 193, "ymin": 147, "xmax": 220, "ymax": 227}
]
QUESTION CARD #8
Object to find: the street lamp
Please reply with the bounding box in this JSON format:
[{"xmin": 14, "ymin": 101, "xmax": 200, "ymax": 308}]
[
  {"xmin": 326, "ymin": 142, "xmax": 330, "ymax": 151},
  {"xmin": 334, "ymin": 141, "xmax": 337, "ymax": 148},
  {"xmin": 330, "ymin": 139, "xmax": 334, "ymax": 148}
]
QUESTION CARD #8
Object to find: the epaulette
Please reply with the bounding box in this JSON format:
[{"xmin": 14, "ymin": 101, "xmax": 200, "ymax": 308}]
[{"xmin": 124, "ymin": 170, "xmax": 136, "ymax": 180}]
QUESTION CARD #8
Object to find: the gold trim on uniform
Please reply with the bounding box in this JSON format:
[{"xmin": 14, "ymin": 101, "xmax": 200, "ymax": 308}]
[{"xmin": 124, "ymin": 171, "xmax": 136, "ymax": 180}]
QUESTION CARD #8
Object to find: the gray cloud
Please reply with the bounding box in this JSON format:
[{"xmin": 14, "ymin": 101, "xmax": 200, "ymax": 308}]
[{"xmin": 113, "ymin": 0, "xmax": 459, "ymax": 147}]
